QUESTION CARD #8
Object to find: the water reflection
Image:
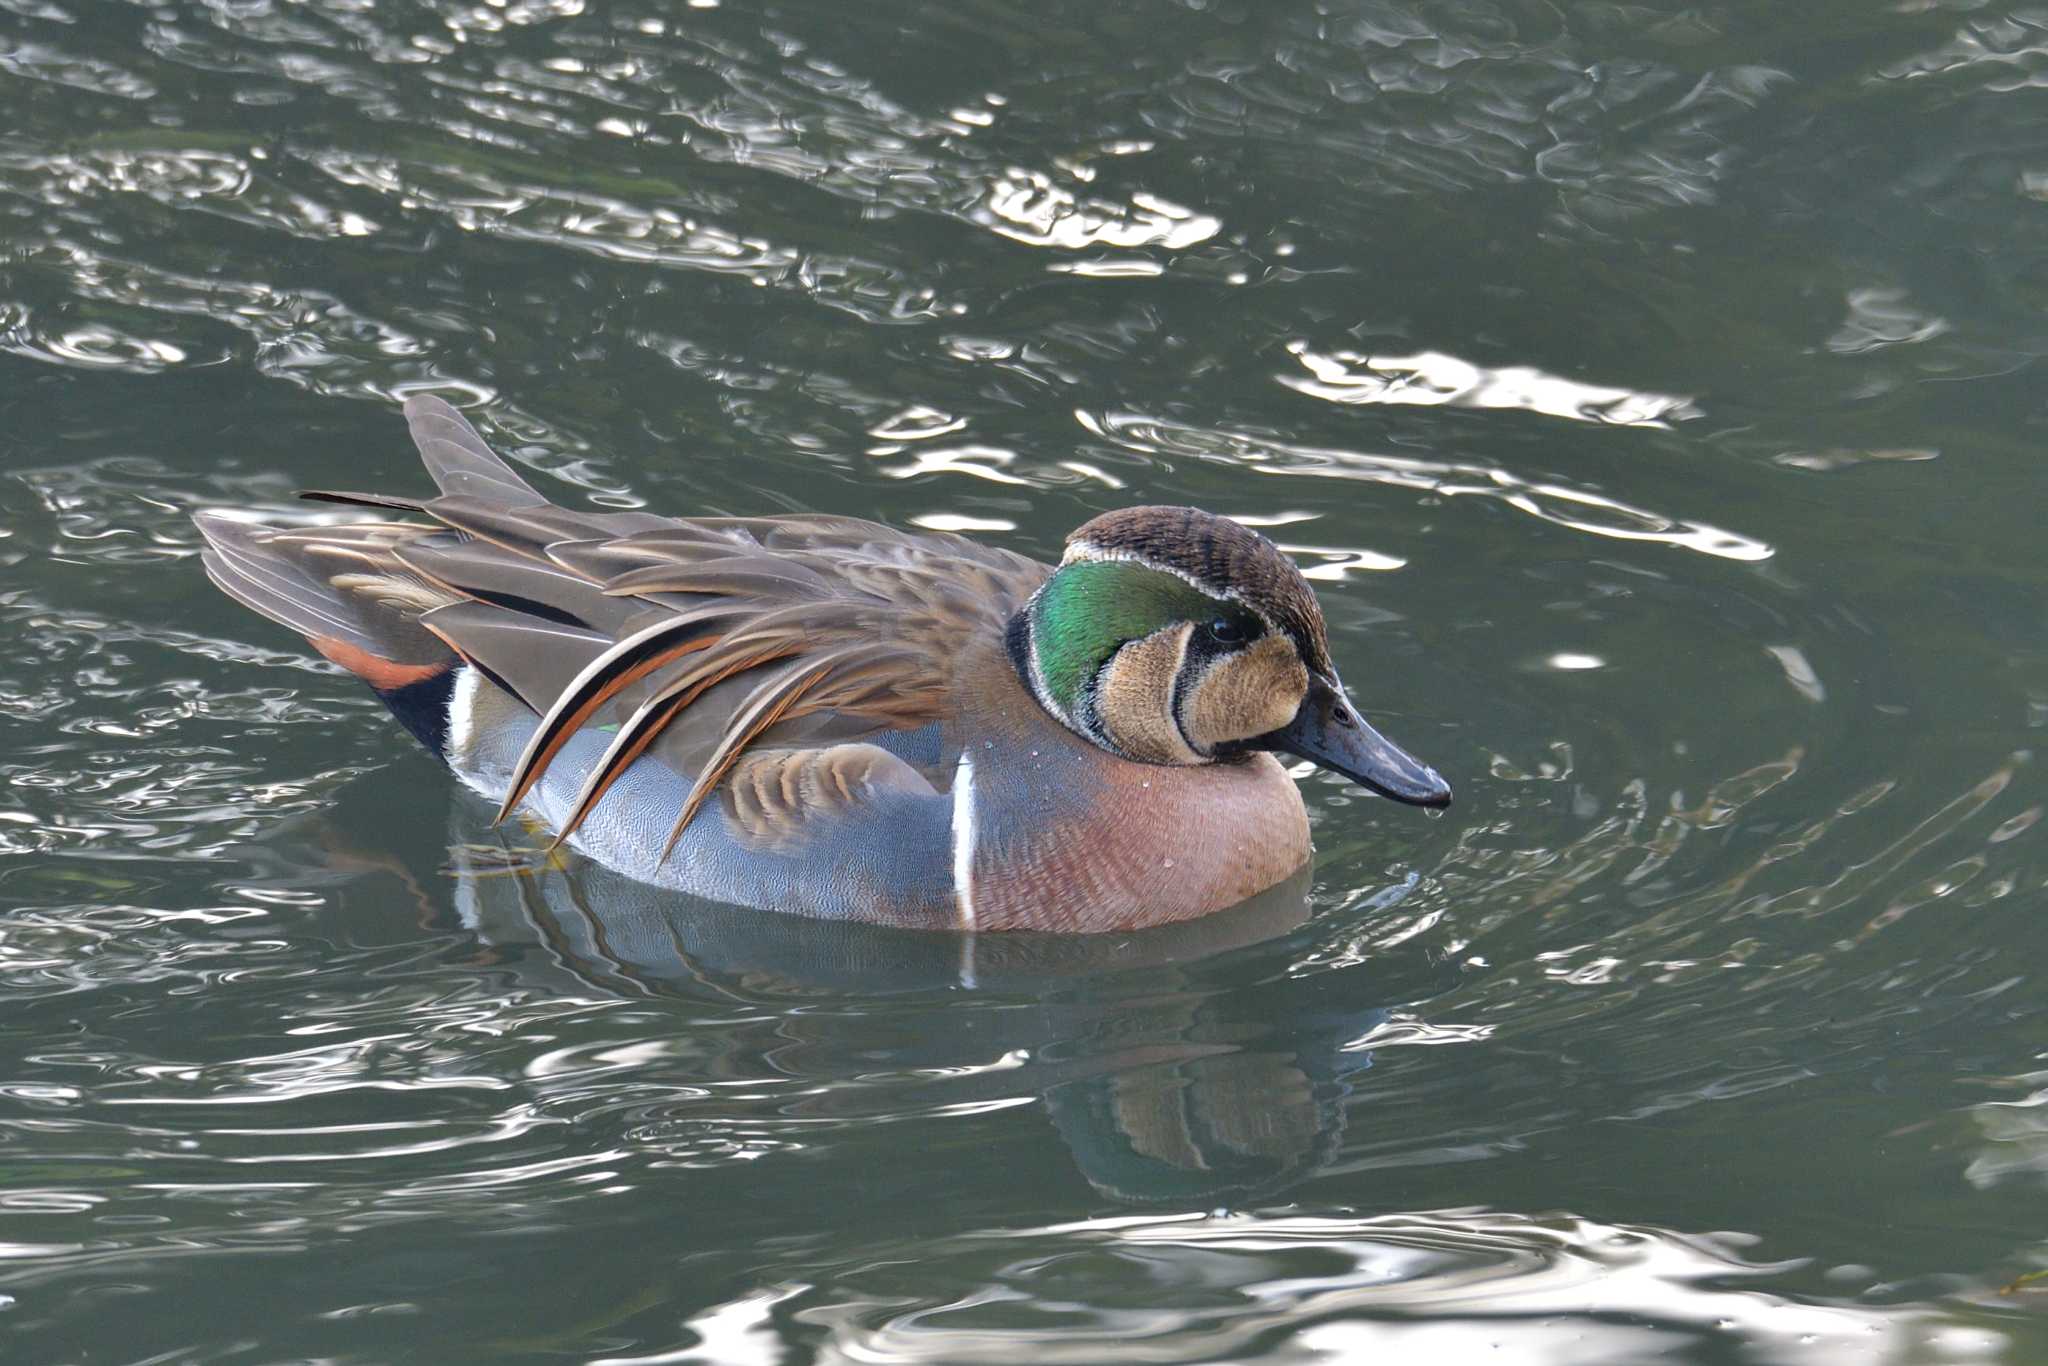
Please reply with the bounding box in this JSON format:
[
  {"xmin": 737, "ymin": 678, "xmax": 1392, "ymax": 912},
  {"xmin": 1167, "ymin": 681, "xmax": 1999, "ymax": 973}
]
[{"xmin": 276, "ymin": 782, "xmax": 1409, "ymax": 1207}]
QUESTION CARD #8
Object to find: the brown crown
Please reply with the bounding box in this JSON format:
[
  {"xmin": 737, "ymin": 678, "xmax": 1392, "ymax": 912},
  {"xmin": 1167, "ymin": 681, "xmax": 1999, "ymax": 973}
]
[{"xmin": 1066, "ymin": 506, "xmax": 1333, "ymax": 675}]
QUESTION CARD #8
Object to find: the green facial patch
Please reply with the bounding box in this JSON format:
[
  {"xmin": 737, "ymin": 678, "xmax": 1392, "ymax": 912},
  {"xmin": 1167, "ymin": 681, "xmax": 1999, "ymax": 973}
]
[{"xmin": 1030, "ymin": 560, "xmax": 1237, "ymax": 714}]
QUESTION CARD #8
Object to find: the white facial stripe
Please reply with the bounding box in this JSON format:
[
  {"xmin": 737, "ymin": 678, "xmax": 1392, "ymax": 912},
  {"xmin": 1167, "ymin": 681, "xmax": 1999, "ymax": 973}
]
[{"xmin": 1014, "ymin": 594, "xmax": 1065, "ymax": 725}]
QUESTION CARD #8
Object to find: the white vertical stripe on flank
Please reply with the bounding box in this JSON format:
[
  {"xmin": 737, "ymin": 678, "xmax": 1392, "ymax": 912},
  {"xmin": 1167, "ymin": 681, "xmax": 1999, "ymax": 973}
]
[
  {"xmin": 951, "ymin": 750, "xmax": 979, "ymax": 931},
  {"xmin": 448, "ymin": 664, "xmax": 480, "ymax": 769}
]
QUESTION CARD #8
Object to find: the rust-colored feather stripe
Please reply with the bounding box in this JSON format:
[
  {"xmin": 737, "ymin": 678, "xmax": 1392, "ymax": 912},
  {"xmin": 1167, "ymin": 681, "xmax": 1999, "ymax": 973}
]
[
  {"xmin": 544, "ymin": 691, "xmax": 686, "ymax": 852},
  {"xmin": 545, "ymin": 641, "xmax": 806, "ymax": 850},
  {"xmin": 494, "ymin": 606, "xmax": 737, "ymax": 824},
  {"xmin": 658, "ymin": 654, "xmax": 846, "ymax": 862}
]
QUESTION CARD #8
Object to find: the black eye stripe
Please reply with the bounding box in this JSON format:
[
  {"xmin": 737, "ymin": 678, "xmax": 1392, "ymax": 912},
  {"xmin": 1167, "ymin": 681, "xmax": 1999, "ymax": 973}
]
[
  {"xmin": 1168, "ymin": 641, "xmax": 1215, "ymax": 756},
  {"xmin": 1176, "ymin": 617, "xmax": 1260, "ymax": 733}
]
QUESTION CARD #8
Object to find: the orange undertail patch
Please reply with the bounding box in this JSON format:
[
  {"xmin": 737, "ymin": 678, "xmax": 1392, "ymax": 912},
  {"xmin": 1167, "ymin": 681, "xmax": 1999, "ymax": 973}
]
[{"xmin": 310, "ymin": 635, "xmax": 450, "ymax": 693}]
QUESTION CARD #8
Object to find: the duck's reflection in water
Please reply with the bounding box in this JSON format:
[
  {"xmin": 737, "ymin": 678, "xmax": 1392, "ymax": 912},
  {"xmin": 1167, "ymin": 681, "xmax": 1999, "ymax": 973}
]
[
  {"xmin": 458, "ymin": 839, "xmax": 1379, "ymax": 1206},
  {"xmin": 275, "ymin": 777, "xmax": 1418, "ymax": 1207}
]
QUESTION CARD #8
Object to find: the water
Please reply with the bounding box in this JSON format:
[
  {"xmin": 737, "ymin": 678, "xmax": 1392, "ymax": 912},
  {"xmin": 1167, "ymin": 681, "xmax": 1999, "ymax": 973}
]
[{"xmin": 3, "ymin": 0, "xmax": 2047, "ymax": 1359}]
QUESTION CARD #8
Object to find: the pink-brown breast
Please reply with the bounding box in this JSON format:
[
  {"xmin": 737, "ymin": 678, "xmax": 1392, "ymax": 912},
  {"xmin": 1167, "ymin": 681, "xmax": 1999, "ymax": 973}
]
[{"xmin": 949, "ymin": 642, "xmax": 1313, "ymax": 933}]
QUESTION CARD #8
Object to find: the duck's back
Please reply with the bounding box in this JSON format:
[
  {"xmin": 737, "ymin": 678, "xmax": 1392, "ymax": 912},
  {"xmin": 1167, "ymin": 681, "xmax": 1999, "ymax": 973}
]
[{"xmin": 195, "ymin": 398, "xmax": 1048, "ymax": 924}]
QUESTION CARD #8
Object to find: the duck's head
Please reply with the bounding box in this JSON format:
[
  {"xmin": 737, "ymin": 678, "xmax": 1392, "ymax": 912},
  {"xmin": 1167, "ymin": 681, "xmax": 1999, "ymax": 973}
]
[{"xmin": 1007, "ymin": 506, "xmax": 1451, "ymax": 808}]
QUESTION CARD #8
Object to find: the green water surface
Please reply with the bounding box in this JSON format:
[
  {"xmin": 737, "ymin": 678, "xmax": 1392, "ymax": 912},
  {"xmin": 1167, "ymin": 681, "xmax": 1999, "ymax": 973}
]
[{"xmin": 3, "ymin": 0, "xmax": 2048, "ymax": 1360}]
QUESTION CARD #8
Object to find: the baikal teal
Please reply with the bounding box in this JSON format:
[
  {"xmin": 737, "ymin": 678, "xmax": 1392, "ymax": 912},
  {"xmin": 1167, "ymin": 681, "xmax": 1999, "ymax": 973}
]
[
  {"xmin": 195, "ymin": 399, "xmax": 1449, "ymax": 933},
  {"xmin": 9, "ymin": 0, "xmax": 2048, "ymax": 1358}
]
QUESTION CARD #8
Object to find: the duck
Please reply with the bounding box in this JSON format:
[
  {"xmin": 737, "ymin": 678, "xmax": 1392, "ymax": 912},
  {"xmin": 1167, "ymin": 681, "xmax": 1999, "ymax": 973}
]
[{"xmin": 192, "ymin": 396, "xmax": 1450, "ymax": 933}]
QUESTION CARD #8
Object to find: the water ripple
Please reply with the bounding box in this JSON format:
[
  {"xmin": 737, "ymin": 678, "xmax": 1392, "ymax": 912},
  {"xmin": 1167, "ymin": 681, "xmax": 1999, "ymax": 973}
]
[
  {"xmin": 0, "ymin": 40, "xmax": 156, "ymax": 100},
  {"xmin": 0, "ymin": 2, "xmax": 2041, "ymax": 1359},
  {"xmin": 754, "ymin": 1211, "xmax": 1955, "ymax": 1364},
  {"xmin": 305, "ymin": 150, "xmax": 956, "ymax": 325},
  {"xmin": 1281, "ymin": 342, "xmax": 1700, "ymax": 428},
  {"xmin": 974, "ymin": 169, "xmax": 1221, "ymax": 253},
  {"xmin": 1075, "ymin": 410, "xmax": 1771, "ymax": 561}
]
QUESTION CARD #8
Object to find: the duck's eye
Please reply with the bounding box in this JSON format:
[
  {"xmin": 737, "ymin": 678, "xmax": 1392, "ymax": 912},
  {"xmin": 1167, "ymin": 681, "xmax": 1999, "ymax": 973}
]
[{"xmin": 1205, "ymin": 617, "xmax": 1248, "ymax": 646}]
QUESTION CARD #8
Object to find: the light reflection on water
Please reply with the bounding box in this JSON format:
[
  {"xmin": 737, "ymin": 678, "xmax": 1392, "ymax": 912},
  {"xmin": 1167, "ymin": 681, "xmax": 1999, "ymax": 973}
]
[
  {"xmin": 773, "ymin": 1212, "xmax": 1957, "ymax": 1365},
  {"xmin": 1, "ymin": 720, "xmax": 2039, "ymax": 1357},
  {"xmin": 3, "ymin": 0, "xmax": 2048, "ymax": 1360},
  {"xmin": 1074, "ymin": 409, "xmax": 1774, "ymax": 561},
  {"xmin": 1280, "ymin": 342, "xmax": 1700, "ymax": 428}
]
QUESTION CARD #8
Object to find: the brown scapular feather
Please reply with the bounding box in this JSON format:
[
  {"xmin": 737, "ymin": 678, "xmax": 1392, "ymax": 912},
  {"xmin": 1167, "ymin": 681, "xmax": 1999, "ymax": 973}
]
[
  {"xmin": 546, "ymin": 640, "xmax": 807, "ymax": 849},
  {"xmin": 545, "ymin": 692, "xmax": 688, "ymax": 852},
  {"xmin": 238, "ymin": 397, "xmax": 1051, "ymax": 865},
  {"xmin": 721, "ymin": 743, "xmax": 940, "ymax": 851},
  {"xmin": 494, "ymin": 609, "xmax": 736, "ymax": 823}
]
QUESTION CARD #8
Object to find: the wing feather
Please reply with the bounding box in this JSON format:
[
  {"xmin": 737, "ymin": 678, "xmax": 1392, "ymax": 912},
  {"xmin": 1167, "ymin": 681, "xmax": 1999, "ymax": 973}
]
[
  {"xmin": 723, "ymin": 744, "xmax": 941, "ymax": 851},
  {"xmin": 416, "ymin": 602, "xmax": 612, "ymax": 712},
  {"xmin": 194, "ymin": 513, "xmax": 455, "ymax": 664},
  {"xmin": 658, "ymin": 653, "xmax": 844, "ymax": 860},
  {"xmin": 404, "ymin": 396, "xmax": 544, "ymax": 502},
  {"xmin": 395, "ymin": 537, "xmax": 641, "ymax": 634},
  {"xmin": 492, "ymin": 606, "xmax": 739, "ymax": 822},
  {"xmin": 602, "ymin": 558, "xmax": 836, "ymax": 600},
  {"xmin": 201, "ymin": 397, "xmax": 1054, "ymax": 869},
  {"xmin": 549, "ymin": 645, "xmax": 813, "ymax": 848}
]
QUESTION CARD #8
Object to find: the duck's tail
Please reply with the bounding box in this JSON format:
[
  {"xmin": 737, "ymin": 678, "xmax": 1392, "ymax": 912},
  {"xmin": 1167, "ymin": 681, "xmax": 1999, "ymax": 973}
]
[
  {"xmin": 191, "ymin": 397, "xmax": 542, "ymax": 758},
  {"xmin": 193, "ymin": 508, "xmax": 465, "ymax": 755}
]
